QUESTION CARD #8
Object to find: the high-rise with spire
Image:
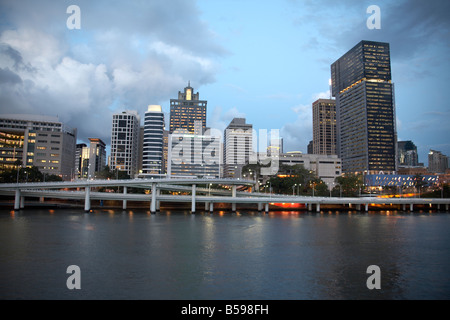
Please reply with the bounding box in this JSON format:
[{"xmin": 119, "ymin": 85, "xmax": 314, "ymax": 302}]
[{"xmin": 169, "ymin": 82, "xmax": 207, "ymax": 134}]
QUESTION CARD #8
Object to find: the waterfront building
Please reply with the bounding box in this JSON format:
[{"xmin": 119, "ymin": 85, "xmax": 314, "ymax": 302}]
[
  {"xmin": 312, "ymin": 98, "xmax": 337, "ymax": 155},
  {"xmin": 169, "ymin": 82, "xmax": 207, "ymax": 134},
  {"xmin": 279, "ymin": 151, "xmax": 342, "ymax": 189},
  {"xmin": 223, "ymin": 118, "xmax": 253, "ymax": 178},
  {"xmin": 163, "ymin": 129, "xmax": 169, "ymax": 174},
  {"xmin": 268, "ymin": 137, "xmax": 283, "ymax": 157},
  {"xmin": 167, "ymin": 121, "xmax": 221, "ymax": 178},
  {"xmin": 75, "ymin": 143, "xmax": 87, "ymax": 179},
  {"xmin": 307, "ymin": 141, "xmax": 313, "ymax": 154},
  {"xmin": 110, "ymin": 110, "xmax": 140, "ymax": 177},
  {"xmin": 79, "ymin": 138, "xmax": 106, "ymax": 179},
  {"xmin": 428, "ymin": 149, "xmax": 449, "ymax": 174},
  {"xmin": 364, "ymin": 174, "xmax": 438, "ymax": 188},
  {"xmin": 0, "ymin": 114, "xmax": 77, "ymax": 180},
  {"xmin": 398, "ymin": 140, "xmax": 419, "ymax": 167},
  {"xmin": 331, "ymin": 40, "xmax": 397, "ymax": 174},
  {"xmin": 142, "ymin": 105, "xmax": 165, "ymax": 176}
]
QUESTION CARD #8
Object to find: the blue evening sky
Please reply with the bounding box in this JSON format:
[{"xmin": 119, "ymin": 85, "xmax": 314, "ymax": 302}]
[{"xmin": 0, "ymin": 0, "xmax": 449, "ymax": 165}]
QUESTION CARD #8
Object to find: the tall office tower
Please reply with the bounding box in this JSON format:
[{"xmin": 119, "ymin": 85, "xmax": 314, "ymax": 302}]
[
  {"xmin": 169, "ymin": 82, "xmax": 207, "ymax": 134},
  {"xmin": 142, "ymin": 105, "xmax": 165, "ymax": 176},
  {"xmin": 75, "ymin": 143, "xmax": 87, "ymax": 179},
  {"xmin": 223, "ymin": 118, "xmax": 253, "ymax": 178},
  {"xmin": 268, "ymin": 137, "xmax": 283, "ymax": 156},
  {"xmin": 398, "ymin": 140, "xmax": 419, "ymax": 167},
  {"xmin": 307, "ymin": 141, "xmax": 313, "ymax": 154},
  {"xmin": 0, "ymin": 114, "xmax": 77, "ymax": 180},
  {"xmin": 168, "ymin": 121, "xmax": 221, "ymax": 178},
  {"xmin": 312, "ymin": 98, "xmax": 337, "ymax": 155},
  {"xmin": 163, "ymin": 130, "xmax": 169, "ymax": 174},
  {"xmin": 79, "ymin": 138, "xmax": 106, "ymax": 179},
  {"xmin": 331, "ymin": 40, "xmax": 397, "ymax": 174},
  {"xmin": 110, "ymin": 110, "xmax": 140, "ymax": 177},
  {"xmin": 428, "ymin": 149, "xmax": 449, "ymax": 174},
  {"xmin": 137, "ymin": 126, "xmax": 144, "ymax": 174}
]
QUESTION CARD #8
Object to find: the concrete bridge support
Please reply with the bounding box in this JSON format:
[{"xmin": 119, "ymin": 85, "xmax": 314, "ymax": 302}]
[
  {"xmin": 123, "ymin": 186, "xmax": 127, "ymax": 210},
  {"xmin": 258, "ymin": 203, "xmax": 263, "ymax": 212},
  {"xmin": 191, "ymin": 184, "xmax": 196, "ymax": 214},
  {"xmin": 84, "ymin": 186, "xmax": 91, "ymax": 212},
  {"xmin": 365, "ymin": 203, "xmax": 369, "ymax": 212},
  {"xmin": 150, "ymin": 183, "xmax": 156, "ymax": 214},
  {"xmin": 316, "ymin": 203, "xmax": 320, "ymax": 212},
  {"xmin": 265, "ymin": 203, "xmax": 269, "ymax": 213},
  {"xmin": 231, "ymin": 185, "xmax": 237, "ymax": 212},
  {"xmin": 410, "ymin": 203, "xmax": 414, "ymax": 212},
  {"xmin": 14, "ymin": 189, "xmax": 21, "ymax": 211},
  {"xmin": 209, "ymin": 202, "xmax": 214, "ymax": 213},
  {"xmin": 156, "ymin": 188, "xmax": 160, "ymax": 211}
]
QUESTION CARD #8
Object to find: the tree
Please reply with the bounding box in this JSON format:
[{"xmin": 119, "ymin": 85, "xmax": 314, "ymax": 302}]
[
  {"xmin": 334, "ymin": 173, "xmax": 363, "ymax": 197},
  {"xmin": 261, "ymin": 164, "xmax": 317, "ymax": 195},
  {"xmin": 0, "ymin": 166, "xmax": 62, "ymax": 183}
]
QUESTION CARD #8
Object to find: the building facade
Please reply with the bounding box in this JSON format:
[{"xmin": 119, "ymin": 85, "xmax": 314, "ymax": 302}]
[
  {"xmin": 110, "ymin": 111, "xmax": 140, "ymax": 177},
  {"xmin": 397, "ymin": 140, "xmax": 419, "ymax": 167},
  {"xmin": 169, "ymin": 82, "xmax": 207, "ymax": 134},
  {"xmin": 79, "ymin": 138, "xmax": 106, "ymax": 179},
  {"xmin": 279, "ymin": 152, "xmax": 342, "ymax": 189},
  {"xmin": 75, "ymin": 143, "xmax": 87, "ymax": 179},
  {"xmin": 331, "ymin": 40, "xmax": 397, "ymax": 174},
  {"xmin": 142, "ymin": 105, "xmax": 165, "ymax": 176},
  {"xmin": 428, "ymin": 149, "xmax": 449, "ymax": 174},
  {"xmin": 0, "ymin": 114, "xmax": 76, "ymax": 180},
  {"xmin": 223, "ymin": 118, "xmax": 253, "ymax": 178},
  {"xmin": 312, "ymin": 98, "xmax": 337, "ymax": 155},
  {"xmin": 167, "ymin": 121, "xmax": 221, "ymax": 178}
]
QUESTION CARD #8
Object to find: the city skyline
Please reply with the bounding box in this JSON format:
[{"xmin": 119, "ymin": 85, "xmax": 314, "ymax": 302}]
[{"xmin": 0, "ymin": 0, "xmax": 449, "ymax": 166}]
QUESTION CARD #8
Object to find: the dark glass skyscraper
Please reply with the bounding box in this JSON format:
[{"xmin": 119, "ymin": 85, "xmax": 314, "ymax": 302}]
[
  {"xmin": 169, "ymin": 82, "xmax": 207, "ymax": 134},
  {"xmin": 331, "ymin": 40, "xmax": 397, "ymax": 174}
]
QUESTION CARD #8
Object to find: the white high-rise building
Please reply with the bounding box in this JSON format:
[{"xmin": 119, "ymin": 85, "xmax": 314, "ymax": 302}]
[
  {"xmin": 167, "ymin": 121, "xmax": 221, "ymax": 178},
  {"xmin": 110, "ymin": 110, "xmax": 140, "ymax": 177},
  {"xmin": 142, "ymin": 105, "xmax": 165, "ymax": 176},
  {"xmin": 223, "ymin": 118, "xmax": 253, "ymax": 178}
]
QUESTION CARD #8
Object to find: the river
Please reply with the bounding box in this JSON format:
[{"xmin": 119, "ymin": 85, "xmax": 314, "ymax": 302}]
[{"xmin": 1, "ymin": 208, "xmax": 449, "ymax": 300}]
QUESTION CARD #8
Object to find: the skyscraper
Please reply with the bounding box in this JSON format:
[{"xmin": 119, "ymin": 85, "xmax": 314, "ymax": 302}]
[
  {"xmin": 79, "ymin": 138, "xmax": 106, "ymax": 179},
  {"xmin": 331, "ymin": 40, "xmax": 397, "ymax": 174},
  {"xmin": 428, "ymin": 149, "xmax": 449, "ymax": 174},
  {"xmin": 398, "ymin": 140, "xmax": 419, "ymax": 167},
  {"xmin": 167, "ymin": 121, "xmax": 221, "ymax": 178},
  {"xmin": 312, "ymin": 98, "xmax": 337, "ymax": 155},
  {"xmin": 142, "ymin": 105, "xmax": 165, "ymax": 176},
  {"xmin": 223, "ymin": 118, "xmax": 253, "ymax": 178},
  {"xmin": 110, "ymin": 110, "xmax": 140, "ymax": 177},
  {"xmin": 169, "ymin": 82, "xmax": 207, "ymax": 134},
  {"xmin": 75, "ymin": 143, "xmax": 87, "ymax": 179}
]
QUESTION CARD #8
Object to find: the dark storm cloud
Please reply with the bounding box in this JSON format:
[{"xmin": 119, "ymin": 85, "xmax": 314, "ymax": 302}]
[
  {"xmin": 0, "ymin": 67, "xmax": 22, "ymax": 84},
  {"xmin": 298, "ymin": 0, "xmax": 450, "ymax": 60},
  {"xmin": 0, "ymin": 0, "xmax": 226, "ymax": 145}
]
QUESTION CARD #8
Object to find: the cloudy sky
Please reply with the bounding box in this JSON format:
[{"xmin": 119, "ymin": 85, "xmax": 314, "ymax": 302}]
[{"xmin": 0, "ymin": 0, "xmax": 449, "ymax": 165}]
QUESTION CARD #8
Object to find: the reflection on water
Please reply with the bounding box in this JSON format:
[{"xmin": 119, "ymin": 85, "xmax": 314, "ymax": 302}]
[{"xmin": 0, "ymin": 209, "xmax": 449, "ymax": 300}]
